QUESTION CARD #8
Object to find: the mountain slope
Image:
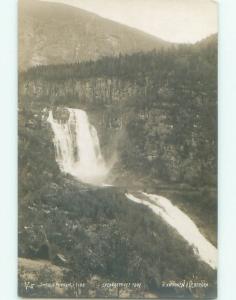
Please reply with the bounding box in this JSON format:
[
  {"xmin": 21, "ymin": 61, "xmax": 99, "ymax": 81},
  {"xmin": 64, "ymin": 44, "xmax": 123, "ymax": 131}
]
[{"xmin": 19, "ymin": 0, "xmax": 171, "ymax": 70}]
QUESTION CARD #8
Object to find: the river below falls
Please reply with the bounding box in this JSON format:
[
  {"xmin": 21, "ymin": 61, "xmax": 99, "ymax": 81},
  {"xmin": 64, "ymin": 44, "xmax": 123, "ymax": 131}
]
[
  {"xmin": 125, "ymin": 191, "xmax": 217, "ymax": 270},
  {"xmin": 47, "ymin": 107, "xmax": 217, "ymax": 271}
]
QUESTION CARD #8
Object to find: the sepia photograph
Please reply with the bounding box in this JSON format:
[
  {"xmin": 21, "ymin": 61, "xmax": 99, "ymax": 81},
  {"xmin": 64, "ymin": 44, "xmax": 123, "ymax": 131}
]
[{"xmin": 18, "ymin": 0, "xmax": 218, "ymax": 298}]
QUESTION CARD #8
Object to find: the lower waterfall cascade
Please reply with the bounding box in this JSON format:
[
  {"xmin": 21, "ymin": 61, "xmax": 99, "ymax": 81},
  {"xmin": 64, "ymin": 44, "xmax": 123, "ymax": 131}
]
[
  {"xmin": 47, "ymin": 106, "xmax": 217, "ymax": 271},
  {"xmin": 125, "ymin": 192, "xmax": 217, "ymax": 269}
]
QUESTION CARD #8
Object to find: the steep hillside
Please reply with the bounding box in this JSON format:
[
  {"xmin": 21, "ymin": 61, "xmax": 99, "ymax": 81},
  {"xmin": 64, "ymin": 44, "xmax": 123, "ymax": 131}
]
[
  {"xmin": 18, "ymin": 31, "xmax": 217, "ymax": 298},
  {"xmin": 19, "ymin": 39, "xmax": 217, "ymax": 244},
  {"xmin": 20, "ymin": 39, "xmax": 217, "ymax": 188},
  {"xmin": 19, "ymin": 0, "xmax": 171, "ymax": 70}
]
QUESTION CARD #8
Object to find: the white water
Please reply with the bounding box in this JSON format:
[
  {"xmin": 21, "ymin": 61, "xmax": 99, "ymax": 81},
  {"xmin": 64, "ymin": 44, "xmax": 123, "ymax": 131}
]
[
  {"xmin": 47, "ymin": 107, "xmax": 217, "ymax": 270},
  {"xmin": 125, "ymin": 192, "xmax": 217, "ymax": 269},
  {"xmin": 47, "ymin": 108, "xmax": 108, "ymax": 184}
]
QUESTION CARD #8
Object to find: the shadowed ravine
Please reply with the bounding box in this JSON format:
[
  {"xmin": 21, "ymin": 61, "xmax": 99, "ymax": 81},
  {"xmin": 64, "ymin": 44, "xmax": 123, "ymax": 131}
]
[{"xmin": 47, "ymin": 107, "xmax": 217, "ymax": 270}]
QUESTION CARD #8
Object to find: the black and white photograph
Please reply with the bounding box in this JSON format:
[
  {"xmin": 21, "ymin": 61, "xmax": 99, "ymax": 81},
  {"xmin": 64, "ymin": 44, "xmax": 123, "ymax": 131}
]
[{"xmin": 18, "ymin": 0, "xmax": 218, "ymax": 298}]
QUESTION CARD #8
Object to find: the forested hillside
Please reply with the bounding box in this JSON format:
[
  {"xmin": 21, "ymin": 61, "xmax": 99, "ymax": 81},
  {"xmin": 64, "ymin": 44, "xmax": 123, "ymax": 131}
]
[
  {"xmin": 18, "ymin": 35, "xmax": 217, "ymax": 298},
  {"xmin": 20, "ymin": 35, "xmax": 217, "ymax": 188}
]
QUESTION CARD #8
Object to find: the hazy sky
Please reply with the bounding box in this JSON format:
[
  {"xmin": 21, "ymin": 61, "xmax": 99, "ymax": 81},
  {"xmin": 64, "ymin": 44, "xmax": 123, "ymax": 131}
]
[{"xmin": 41, "ymin": 0, "xmax": 218, "ymax": 43}]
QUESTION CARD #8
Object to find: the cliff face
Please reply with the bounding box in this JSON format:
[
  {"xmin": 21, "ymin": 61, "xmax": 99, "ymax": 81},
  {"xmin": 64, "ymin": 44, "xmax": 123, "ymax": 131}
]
[
  {"xmin": 20, "ymin": 73, "xmax": 216, "ymax": 187},
  {"xmin": 20, "ymin": 38, "xmax": 217, "ymax": 187},
  {"xmin": 21, "ymin": 77, "xmax": 140, "ymax": 106}
]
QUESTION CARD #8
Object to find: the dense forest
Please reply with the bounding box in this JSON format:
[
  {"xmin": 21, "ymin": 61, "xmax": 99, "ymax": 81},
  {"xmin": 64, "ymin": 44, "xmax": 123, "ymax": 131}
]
[
  {"xmin": 20, "ymin": 35, "xmax": 217, "ymax": 187},
  {"xmin": 22, "ymin": 35, "xmax": 216, "ymax": 83},
  {"xmin": 19, "ymin": 35, "xmax": 217, "ymax": 298}
]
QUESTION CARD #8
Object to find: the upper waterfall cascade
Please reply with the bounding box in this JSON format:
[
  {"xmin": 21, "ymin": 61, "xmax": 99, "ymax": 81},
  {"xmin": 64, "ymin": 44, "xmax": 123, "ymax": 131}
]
[{"xmin": 47, "ymin": 108, "xmax": 108, "ymax": 184}]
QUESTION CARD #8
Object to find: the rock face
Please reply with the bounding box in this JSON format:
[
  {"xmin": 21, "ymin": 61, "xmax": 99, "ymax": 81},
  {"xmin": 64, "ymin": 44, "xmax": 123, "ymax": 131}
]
[
  {"xmin": 20, "ymin": 75, "xmax": 216, "ymax": 187},
  {"xmin": 19, "ymin": 35, "xmax": 217, "ymax": 187},
  {"xmin": 19, "ymin": 0, "xmax": 170, "ymax": 70}
]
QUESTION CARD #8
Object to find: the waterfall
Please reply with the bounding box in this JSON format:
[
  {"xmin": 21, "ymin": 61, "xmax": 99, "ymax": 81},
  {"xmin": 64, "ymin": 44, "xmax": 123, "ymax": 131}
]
[
  {"xmin": 125, "ymin": 192, "xmax": 217, "ymax": 269},
  {"xmin": 47, "ymin": 107, "xmax": 217, "ymax": 270},
  {"xmin": 47, "ymin": 108, "xmax": 108, "ymax": 184}
]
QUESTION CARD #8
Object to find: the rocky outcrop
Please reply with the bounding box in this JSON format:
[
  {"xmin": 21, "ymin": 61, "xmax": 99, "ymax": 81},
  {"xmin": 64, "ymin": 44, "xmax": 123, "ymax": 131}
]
[{"xmin": 20, "ymin": 73, "xmax": 216, "ymax": 187}]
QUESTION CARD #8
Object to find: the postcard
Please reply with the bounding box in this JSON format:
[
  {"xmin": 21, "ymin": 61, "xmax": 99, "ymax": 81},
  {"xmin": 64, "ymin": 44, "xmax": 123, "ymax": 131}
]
[{"xmin": 18, "ymin": 0, "xmax": 218, "ymax": 298}]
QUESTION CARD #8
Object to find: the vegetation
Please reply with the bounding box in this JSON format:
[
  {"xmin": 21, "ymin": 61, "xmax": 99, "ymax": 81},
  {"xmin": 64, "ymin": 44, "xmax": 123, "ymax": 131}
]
[
  {"xmin": 19, "ymin": 36, "xmax": 217, "ymax": 298},
  {"xmin": 18, "ymin": 104, "xmax": 216, "ymax": 298},
  {"xmin": 20, "ymin": 36, "xmax": 217, "ymax": 188}
]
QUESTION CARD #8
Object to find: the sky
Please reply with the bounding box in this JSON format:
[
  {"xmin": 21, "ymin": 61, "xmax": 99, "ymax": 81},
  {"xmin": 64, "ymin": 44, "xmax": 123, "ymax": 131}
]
[{"xmin": 41, "ymin": 0, "xmax": 217, "ymax": 43}]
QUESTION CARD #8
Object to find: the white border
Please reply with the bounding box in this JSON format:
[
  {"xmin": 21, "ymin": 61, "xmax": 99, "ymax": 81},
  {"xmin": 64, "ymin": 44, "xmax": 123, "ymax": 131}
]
[
  {"xmin": 0, "ymin": 0, "xmax": 17, "ymax": 299},
  {"xmin": 218, "ymin": 0, "xmax": 236, "ymax": 299},
  {"xmin": 0, "ymin": 0, "xmax": 236, "ymax": 299}
]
